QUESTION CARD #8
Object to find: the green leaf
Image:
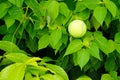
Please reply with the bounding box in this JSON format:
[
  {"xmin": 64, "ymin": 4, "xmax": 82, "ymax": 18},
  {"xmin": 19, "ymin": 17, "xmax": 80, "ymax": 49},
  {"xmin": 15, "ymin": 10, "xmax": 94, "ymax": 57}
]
[
  {"xmin": 5, "ymin": 53, "xmax": 30, "ymax": 63},
  {"xmin": 0, "ymin": 41, "xmax": 21, "ymax": 53},
  {"xmin": 94, "ymin": 33, "xmax": 109, "ymax": 54},
  {"xmin": 26, "ymin": 37, "xmax": 38, "ymax": 53},
  {"xmin": 104, "ymin": 0, "xmax": 117, "ymax": 17},
  {"xmin": 45, "ymin": 64, "xmax": 69, "ymax": 80},
  {"xmin": 47, "ymin": 1, "xmax": 59, "ymax": 21},
  {"xmin": 93, "ymin": 6, "xmax": 107, "ymax": 25},
  {"xmin": 49, "ymin": 29, "xmax": 62, "ymax": 48},
  {"xmin": 77, "ymin": 49, "xmax": 90, "ymax": 69},
  {"xmin": 76, "ymin": 9, "xmax": 90, "ymax": 20},
  {"xmin": 4, "ymin": 15, "xmax": 15, "ymax": 29},
  {"xmin": 83, "ymin": 0, "xmax": 100, "ymax": 10},
  {"xmin": 91, "ymin": 16, "xmax": 101, "ymax": 30},
  {"xmin": 105, "ymin": 12, "xmax": 112, "ymax": 27},
  {"xmin": 24, "ymin": 72, "xmax": 33, "ymax": 80},
  {"xmin": 107, "ymin": 40, "xmax": 115, "ymax": 53},
  {"xmin": 101, "ymin": 74, "xmax": 114, "ymax": 80},
  {"xmin": 0, "ymin": 1, "xmax": 11, "ymax": 18},
  {"xmin": 110, "ymin": 71, "xmax": 118, "ymax": 80},
  {"xmin": 105, "ymin": 55, "xmax": 116, "ymax": 72},
  {"xmin": 64, "ymin": 39, "xmax": 83, "ymax": 56},
  {"xmin": 0, "ymin": 63, "xmax": 26, "ymax": 80},
  {"xmin": 77, "ymin": 76, "xmax": 92, "ymax": 80},
  {"xmin": 8, "ymin": 6, "xmax": 23, "ymax": 21},
  {"xmin": 75, "ymin": 1, "xmax": 87, "ymax": 12},
  {"xmin": 59, "ymin": 2, "xmax": 70, "ymax": 18},
  {"xmin": 38, "ymin": 34, "xmax": 49, "ymax": 50},
  {"xmin": 2, "ymin": 34, "xmax": 16, "ymax": 43},
  {"xmin": 25, "ymin": 0, "xmax": 42, "ymax": 18},
  {"xmin": 115, "ymin": 32, "xmax": 120, "ymax": 43},
  {"xmin": 87, "ymin": 42, "xmax": 101, "ymax": 60},
  {"xmin": 8, "ymin": 0, "xmax": 24, "ymax": 7}
]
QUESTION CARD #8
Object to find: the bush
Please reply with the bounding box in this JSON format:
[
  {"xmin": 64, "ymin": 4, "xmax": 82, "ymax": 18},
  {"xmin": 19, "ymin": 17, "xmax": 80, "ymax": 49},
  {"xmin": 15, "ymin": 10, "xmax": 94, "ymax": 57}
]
[{"xmin": 0, "ymin": 0, "xmax": 120, "ymax": 80}]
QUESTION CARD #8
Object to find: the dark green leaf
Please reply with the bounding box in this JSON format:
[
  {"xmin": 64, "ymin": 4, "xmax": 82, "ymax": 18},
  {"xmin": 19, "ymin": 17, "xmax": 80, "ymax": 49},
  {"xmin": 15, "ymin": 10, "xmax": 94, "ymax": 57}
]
[
  {"xmin": 77, "ymin": 76, "xmax": 92, "ymax": 80},
  {"xmin": 93, "ymin": 6, "xmax": 107, "ymax": 25},
  {"xmin": 8, "ymin": 6, "xmax": 23, "ymax": 21},
  {"xmin": 64, "ymin": 39, "xmax": 83, "ymax": 56},
  {"xmin": 0, "ymin": 63, "xmax": 26, "ymax": 80}
]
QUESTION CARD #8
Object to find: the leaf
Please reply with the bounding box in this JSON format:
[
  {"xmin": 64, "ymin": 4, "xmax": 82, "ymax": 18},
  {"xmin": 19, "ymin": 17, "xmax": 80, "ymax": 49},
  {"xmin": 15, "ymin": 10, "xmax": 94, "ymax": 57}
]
[
  {"xmin": 49, "ymin": 29, "xmax": 62, "ymax": 48},
  {"xmin": 8, "ymin": 0, "xmax": 24, "ymax": 7},
  {"xmin": 87, "ymin": 42, "xmax": 101, "ymax": 60},
  {"xmin": 103, "ymin": 0, "xmax": 117, "ymax": 17},
  {"xmin": 110, "ymin": 71, "xmax": 118, "ymax": 80},
  {"xmin": 77, "ymin": 9, "xmax": 90, "ymax": 20},
  {"xmin": 47, "ymin": 1, "xmax": 59, "ymax": 21},
  {"xmin": 105, "ymin": 12, "xmax": 112, "ymax": 27},
  {"xmin": 59, "ymin": 2, "xmax": 70, "ymax": 18},
  {"xmin": 4, "ymin": 15, "xmax": 15, "ymax": 29},
  {"xmin": 75, "ymin": 1, "xmax": 87, "ymax": 12},
  {"xmin": 0, "ymin": 1, "xmax": 11, "ymax": 18},
  {"xmin": 26, "ymin": 37, "xmax": 38, "ymax": 53},
  {"xmin": 0, "ymin": 63, "xmax": 26, "ymax": 80},
  {"xmin": 77, "ymin": 49, "xmax": 90, "ymax": 69},
  {"xmin": 77, "ymin": 76, "xmax": 92, "ymax": 80},
  {"xmin": 5, "ymin": 53, "xmax": 30, "ymax": 63},
  {"xmin": 45, "ymin": 64, "xmax": 69, "ymax": 80},
  {"xmin": 2, "ymin": 34, "xmax": 16, "ymax": 43},
  {"xmin": 105, "ymin": 55, "xmax": 116, "ymax": 72},
  {"xmin": 24, "ymin": 72, "xmax": 33, "ymax": 80},
  {"xmin": 115, "ymin": 32, "xmax": 120, "ymax": 44},
  {"xmin": 101, "ymin": 74, "xmax": 114, "ymax": 80},
  {"xmin": 91, "ymin": 16, "xmax": 101, "ymax": 30},
  {"xmin": 83, "ymin": 0, "xmax": 100, "ymax": 10},
  {"xmin": 8, "ymin": 6, "xmax": 23, "ymax": 21},
  {"xmin": 93, "ymin": 6, "xmax": 107, "ymax": 25},
  {"xmin": 64, "ymin": 39, "xmax": 83, "ymax": 56},
  {"xmin": 0, "ymin": 41, "xmax": 21, "ymax": 53},
  {"xmin": 94, "ymin": 33, "xmax": 108, "ymax": 54},
  {"xmin": 38, "ymin": 34, "xmax": 49, "ymax": 50},
  {"xmin": 25, "ymin": 0, "xmax": 42, "ymax": 18},
  {"xmin": 107, "ymin": 40, "xmax": 115, "ymax": 53}
]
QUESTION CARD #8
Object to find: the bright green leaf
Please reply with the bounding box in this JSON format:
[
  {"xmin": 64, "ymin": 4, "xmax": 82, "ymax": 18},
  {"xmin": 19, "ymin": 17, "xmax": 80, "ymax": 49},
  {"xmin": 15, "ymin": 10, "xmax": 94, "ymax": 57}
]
[
  {"xmin": 4, "ymin": 15, "xmax": 15, "ymax": 29},
  {"xmin": 115, "ymin": 32, "xmax": 120, "ymax": 43},
  {"xmin": 64, "ymin": 39, "xmax": 83, "ymax": 56},
  {"xmin": 77, "ymin": 75, "xmax": 92, "ymax": 80},
  {"xmin": 83, "ymin": 0, "xmax": 100, "ymax": 10},
  {"xmin": 107, "ymin": 40, "xmax": 115, "ymax": 53},
  {"xmin": 8, "ymin": 0, "xmax": 24, "ymax": 7},
  {"xmin": 38, "ymin": 34, "xmax": 49, "ymax": 50},
  {"xmin": 101, "ymin": 74, "xmax": 114, "ymax": 80},
  {"xmin": 5, "ymin": 53, "xmax": 30, "ymax": 63},
  {"xmin": 45, "ymin": 64, "xmax": 69, "ymax": 80},
  {"xmin": 105, "ymin": 12, "xmax": 112, "ymax": 27},
  {"xmin": 93, "ymin": 6, "xmax": 107, "ymax": 25},
  {"xmin": 59, "ymin": 2, "xmax": 70, "ymax": 18},
  {"xmin": 0, "ymin": 41, "xmax": 21, "ymax": 53},
  {"xmin": 87, "ymin": 42, "xmax": 101, "ymax": 60},
  {"xmin": 77, "ymin": 49, "xmax": 90, "ymax": 69},
  {"xmin": 75, "ymin": 1, "xmax": 87, "ymax": 12},
  {"xmin": 49, "ymin": 29, "xmax": 62, "ymax": 48},
  {"xmin": 76, "ymin": 9, "xmax": 90, "ymax": 20},
  {"xmin": 47, "ymin": 1, "xmax": 59, "ymax": 21},
  {"xmin": 104, "ymin": 0, "xmax": 117, "ymax": 17},
  {"xmin": 0, "ymin": 63, "xmax": 26, "ymax": 80}
]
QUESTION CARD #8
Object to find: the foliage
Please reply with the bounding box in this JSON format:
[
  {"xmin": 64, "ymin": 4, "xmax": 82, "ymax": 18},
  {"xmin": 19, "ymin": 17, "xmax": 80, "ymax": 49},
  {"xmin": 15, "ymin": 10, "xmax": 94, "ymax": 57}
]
[{"xmin": 0, "ymin": 0, "xmax": 120, "ymax": 80}]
